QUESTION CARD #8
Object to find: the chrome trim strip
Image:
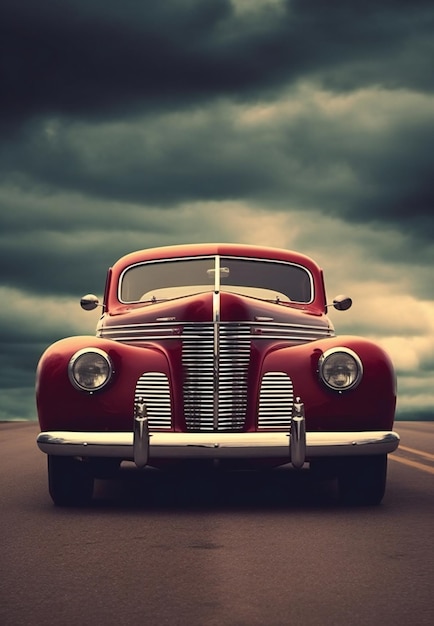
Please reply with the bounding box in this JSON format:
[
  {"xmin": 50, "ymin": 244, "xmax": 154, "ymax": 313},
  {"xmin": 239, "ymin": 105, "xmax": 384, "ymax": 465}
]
[
  {"xmin": 37, "ymin": 430, "xmax": 400, "ymax": 460},
  {"xmin": 214, "ymin": 254, "xmax": 221, "ymax": 293},
  {"xmin": 98, "ymin": 321, "xmax": 335, "ymax": 343},
  {"xmin": 213, "ymin": 288, "xmax": 220, "ymax": 430}
]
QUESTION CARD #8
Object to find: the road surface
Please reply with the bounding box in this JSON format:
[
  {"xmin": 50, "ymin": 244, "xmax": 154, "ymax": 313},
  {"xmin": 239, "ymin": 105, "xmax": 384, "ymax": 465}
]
[{"xmin": 1, "ymin": 421, "xmax": 433, "ymax": 625}]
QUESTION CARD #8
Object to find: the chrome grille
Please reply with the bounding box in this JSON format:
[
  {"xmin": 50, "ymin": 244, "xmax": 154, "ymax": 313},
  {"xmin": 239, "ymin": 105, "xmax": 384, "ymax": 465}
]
[
  {"xmin": 125, "ymin": 322, "xmax": 313, "ymax": 433},
  {"xmin": 258, "ymin": 372, "xmax": 294, "ymax": 429},
  {"xmin": 134, "ymin": 372, "xmax": 172, "ymax": 429},
  {"xmin": 182, "ymin": 323, "xmax": 251, "ymax": 431},
  {"xmin": 182, "ymin": 325, "xmax": 214, "ymax": 430}
]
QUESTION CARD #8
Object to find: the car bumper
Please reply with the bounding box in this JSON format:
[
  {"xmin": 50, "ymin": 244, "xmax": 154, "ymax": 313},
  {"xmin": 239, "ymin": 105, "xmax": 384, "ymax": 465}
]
[{"xmin": 37, "ymin": 420, "xmax": 400, "ymax": 470}]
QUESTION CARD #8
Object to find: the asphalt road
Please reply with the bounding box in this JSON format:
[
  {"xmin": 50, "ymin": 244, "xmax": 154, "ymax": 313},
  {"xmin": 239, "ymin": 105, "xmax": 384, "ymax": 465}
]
[{"xmin": 1, "ymin": 421, "xmax": 434, "ymax": 626}]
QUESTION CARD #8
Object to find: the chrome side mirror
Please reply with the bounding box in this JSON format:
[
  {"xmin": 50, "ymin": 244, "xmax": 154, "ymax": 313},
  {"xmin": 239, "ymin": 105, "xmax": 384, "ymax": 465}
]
[
  {"xmin": 80, "ymin": 294, "xmax": 100, "ymax": 311},
  {"xmin": 331, "ymin": 294, "xmax": 352, "ymax": 311}
]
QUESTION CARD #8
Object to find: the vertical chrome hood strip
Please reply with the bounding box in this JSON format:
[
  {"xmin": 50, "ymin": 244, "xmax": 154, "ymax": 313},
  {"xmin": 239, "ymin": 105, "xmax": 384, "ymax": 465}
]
[{"xmin": 213, "ymin": 255, "xmax": 220, "ymax": 430}]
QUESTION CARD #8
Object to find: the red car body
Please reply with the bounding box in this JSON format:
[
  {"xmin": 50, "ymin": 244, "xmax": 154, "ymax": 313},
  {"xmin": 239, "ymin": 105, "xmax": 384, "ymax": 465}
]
[{"xmin": 36, "ymin": 243, "xmax": 399, "ymax": 505}]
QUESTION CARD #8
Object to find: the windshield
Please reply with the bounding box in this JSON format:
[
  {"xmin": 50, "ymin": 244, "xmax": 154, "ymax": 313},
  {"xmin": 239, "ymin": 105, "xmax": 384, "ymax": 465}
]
[{"xmin": 119, "ymin": 256, "xmax": 313, "ymax": 304}]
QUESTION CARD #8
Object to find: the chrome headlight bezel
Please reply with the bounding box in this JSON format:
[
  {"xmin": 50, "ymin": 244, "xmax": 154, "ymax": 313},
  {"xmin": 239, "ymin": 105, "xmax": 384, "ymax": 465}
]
[
  {"xmin": 318, "ymin": 347, "xmax": 363, "ymax": 392},
  {"xmin": 68, "ymin": 348, "xmax": 113, "ymax": 393}
]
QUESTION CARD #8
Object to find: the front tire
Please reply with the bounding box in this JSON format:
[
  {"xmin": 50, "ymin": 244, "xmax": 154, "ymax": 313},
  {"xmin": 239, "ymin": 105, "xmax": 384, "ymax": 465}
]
[
  {"xmin": 337, "ymin": 455, "xmax": 387, "ymax": 506},
  {"xmin": 48, "ymin": 456, "xmax": 94, "ymax": 506}
]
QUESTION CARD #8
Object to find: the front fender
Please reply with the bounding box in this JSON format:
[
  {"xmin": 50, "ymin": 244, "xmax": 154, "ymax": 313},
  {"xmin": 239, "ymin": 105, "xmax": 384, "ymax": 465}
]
[
  {"xmin": 261, "ymin": 336, "xmax": 396, "ymax": 431},
  {"xmin": 36, "ymin": 336, "xmax": 170, "ymax": 431}
]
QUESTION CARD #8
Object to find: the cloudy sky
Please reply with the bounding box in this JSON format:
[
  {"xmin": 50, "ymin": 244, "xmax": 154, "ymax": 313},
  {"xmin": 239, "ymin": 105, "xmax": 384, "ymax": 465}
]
[{"xmin": 1, "ymin": 0, "xmax": 433, "ymax": 421}]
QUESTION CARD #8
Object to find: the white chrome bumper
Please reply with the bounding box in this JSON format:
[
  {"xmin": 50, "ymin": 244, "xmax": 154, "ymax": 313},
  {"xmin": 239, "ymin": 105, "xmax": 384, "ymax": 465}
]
[{"xmin": 37, "ymin": 427, "xmax": 400, "ymax": 468}]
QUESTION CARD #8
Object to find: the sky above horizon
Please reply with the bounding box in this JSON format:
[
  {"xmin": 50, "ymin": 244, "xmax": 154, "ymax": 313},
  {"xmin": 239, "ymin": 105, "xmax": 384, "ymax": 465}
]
[{"xmin": 1, "ymin": 0, "xmax": 434, "ymax": 420}]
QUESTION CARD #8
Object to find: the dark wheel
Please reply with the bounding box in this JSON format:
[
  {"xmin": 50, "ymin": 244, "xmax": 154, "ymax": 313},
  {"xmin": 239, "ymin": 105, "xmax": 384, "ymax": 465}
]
[
  {"xmin": 338, "ymin": 455, "xmax": 387, "ymax": 506},
  {"xmin": 48, "ymin": 456, "xmax": 94, "ymax": 506}
]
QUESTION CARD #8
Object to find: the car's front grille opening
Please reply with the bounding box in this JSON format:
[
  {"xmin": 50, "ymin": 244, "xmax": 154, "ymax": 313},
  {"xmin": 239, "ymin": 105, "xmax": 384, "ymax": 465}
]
[
  {"xmin": 134, "ymin": 372, "xmax": 172, "ymax": 429},
  {"xmin": 182, "ymin": 324, "xmax": 250, "ymax": 432},
  {"xmin": 258, "ymin": 372, "xmax": 294, "ymax": 428}
]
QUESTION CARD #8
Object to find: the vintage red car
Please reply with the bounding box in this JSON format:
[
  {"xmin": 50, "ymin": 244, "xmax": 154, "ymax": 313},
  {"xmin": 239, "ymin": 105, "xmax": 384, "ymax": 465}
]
[{"xmin": 36, "ymin": 243, "xmax": 399, "ymax": 506}]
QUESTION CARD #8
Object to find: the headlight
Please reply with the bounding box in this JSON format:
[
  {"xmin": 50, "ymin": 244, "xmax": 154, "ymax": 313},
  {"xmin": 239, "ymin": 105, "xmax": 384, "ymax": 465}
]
[
  {"xmin": 318, "ymin": 348, "xmax": 363, "ymax": 391},
  {"xmin": 68, "ymin": 348, "xmax": 113, "ymax": 392}
]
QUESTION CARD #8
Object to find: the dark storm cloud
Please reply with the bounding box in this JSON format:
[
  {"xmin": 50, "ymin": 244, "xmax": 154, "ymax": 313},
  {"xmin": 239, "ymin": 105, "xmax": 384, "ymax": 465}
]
[
  {"xmin": 1, "ymin": 85, "xmax": 434, "ymax": 246},
  {"xmin": 0, "ymin": 345, "xmax": 44, "ymax": 388},
  {"xmin": 2, "ymin": 0, "xmax": 434, "ymax": 134},
  {"xmin": 0, "ymin": 226, "xmax": 110, "ymax": 296},
  {"xmin": 0, "ymin": 192, "xmax": 179, "ymax": 296},
  {"xmin": 2, "ymin": 0, "xmax": 434, "ymax": 244}
]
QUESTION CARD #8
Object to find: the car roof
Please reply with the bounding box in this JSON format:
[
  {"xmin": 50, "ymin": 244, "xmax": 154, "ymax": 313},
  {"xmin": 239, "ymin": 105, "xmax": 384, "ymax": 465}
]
[{"xmin": 111, "ymin": 243, "xmax": 322, "ymax": 273}]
